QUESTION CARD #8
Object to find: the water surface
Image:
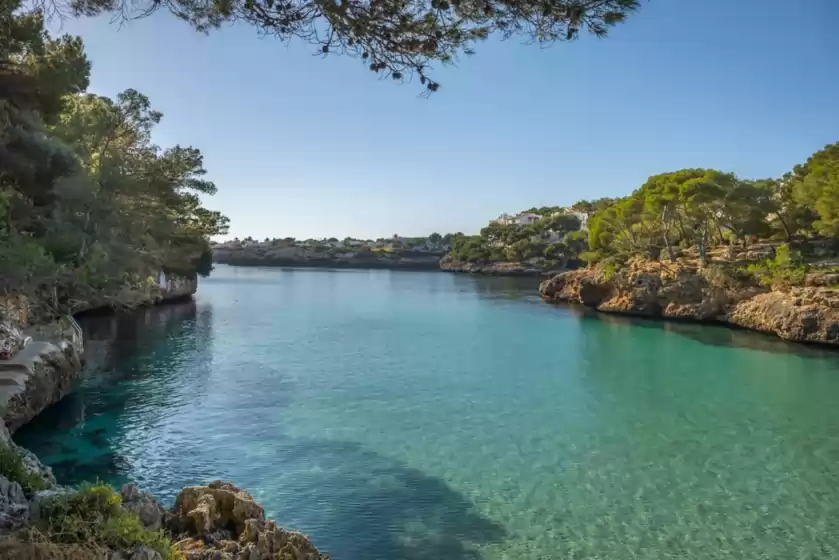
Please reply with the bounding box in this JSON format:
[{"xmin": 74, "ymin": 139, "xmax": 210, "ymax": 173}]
[{"xmin": 16, "ymin": 265, "xmax": 839, "ymax": 559}]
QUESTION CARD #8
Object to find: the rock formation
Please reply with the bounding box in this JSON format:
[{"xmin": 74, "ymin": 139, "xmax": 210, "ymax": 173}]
[
  {"xmin": 168, "ymin": 481, "xmax": 327, "ymax": 560},
  {"xmin": 540, "ymin": 259, "xmax": 839, "ymax": 345}
]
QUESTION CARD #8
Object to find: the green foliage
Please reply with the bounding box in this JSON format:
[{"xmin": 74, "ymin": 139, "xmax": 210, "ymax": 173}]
[
  {"xmin": 0, "ymin": 444, "xmax": 49, "ymax": 496},
  {"xmin": 601, "ymin": 257, "xmax": 621, "ymax": 281},
  {"xmin": 582, "ymin": 144, "xmax": 839, "ymax": 268},
  {"xmin": 790, "ymin": 142, "xmax": 839, "ymax": 236},
  {"xmin": 1, "ymin": 4, "xmax": 228, "ymax": 317},
  {"xmin": 32, "ymin": 0, "xmax": 642, "ymax": 94},
  {"xmin": 746, "ymin": 244, "xmax": 809, "ymax": 288},
  {"xmin": 36, "ymin": 483, "xmax": 178, "ymax": 559},
  {"xmin": 459, "ymin": 209, "xmax": 584, "ymax": 264},
  {"xmin": 450, "ymin": 235, "xmax": 490, "ymax": 262}
]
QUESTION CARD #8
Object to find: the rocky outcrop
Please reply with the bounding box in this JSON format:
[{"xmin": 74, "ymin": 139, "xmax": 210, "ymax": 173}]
[
  {"xmin": 0, "ymin": 318, "xmax": 84, "ymax": 433},
  {"xmin": 539, "ymin": 259, "xmax": 839, "ymax": 345},
  {"xmin": 439, "ymin": 256, "xmax": 563, "ymax": 277},
  {"xmin": 167, "ymin": 481, "xmax": 327, "ymax": 560}
]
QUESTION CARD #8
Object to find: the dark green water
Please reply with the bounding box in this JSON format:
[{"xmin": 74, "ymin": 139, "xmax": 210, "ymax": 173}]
[{"xmin": 15, "ymin": 265, "xmax": 839, "ymax": 559}]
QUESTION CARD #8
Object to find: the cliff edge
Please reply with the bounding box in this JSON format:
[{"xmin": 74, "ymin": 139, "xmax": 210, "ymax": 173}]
[{"xmin": 539, "ymin": 258, "xmax": 839, "ymax": 345}]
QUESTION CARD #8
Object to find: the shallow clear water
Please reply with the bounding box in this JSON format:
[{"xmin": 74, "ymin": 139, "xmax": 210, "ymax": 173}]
[{"xmin": 15, "ymin": 265, "xmax": 839, "ymax": 559}]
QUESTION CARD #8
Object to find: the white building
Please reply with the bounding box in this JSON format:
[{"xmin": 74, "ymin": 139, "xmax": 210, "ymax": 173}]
[
  {"xmin": 552, "ymin": 209, "xmax": 590, "ymax": 231},
  {"xmin": 568, "ymin": 211, "xmax": 589, "ymax": 231},
  {"xmin": 492, "ymin": 212, "xmax": 542, "ymax": 226},
  {"xmin": 510, "ymin": 213, "xmax": 538, "ymax": 225}
]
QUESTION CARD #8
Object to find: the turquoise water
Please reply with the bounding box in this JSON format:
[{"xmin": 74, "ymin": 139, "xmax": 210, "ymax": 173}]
[{"xmin": 15, "ymin": 265, "xmax": 839, "ymax": 559}]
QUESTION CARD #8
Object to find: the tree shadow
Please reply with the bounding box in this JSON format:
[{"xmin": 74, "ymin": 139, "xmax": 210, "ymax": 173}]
[{"xmin": 250, "ymin": 437, "xmax": 507, "ymax": 560}]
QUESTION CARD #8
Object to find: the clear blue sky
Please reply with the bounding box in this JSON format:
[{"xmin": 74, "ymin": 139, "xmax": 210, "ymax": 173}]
[{"xmin": 52, "ymin": 0, "xmax": 838, "ymax": 240}]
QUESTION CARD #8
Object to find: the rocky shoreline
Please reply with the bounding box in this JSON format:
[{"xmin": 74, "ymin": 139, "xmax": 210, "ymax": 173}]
[
  {"xmin": 0, "ymin": 291, "xmax": 328, "ymax": 559},
  {"xmin": 435, "ymin": 256, "xmax": 563, "ymax": 277},
  {"xmin": 539, "ymin": 259, "xmax": 839, "ymax": 346}
]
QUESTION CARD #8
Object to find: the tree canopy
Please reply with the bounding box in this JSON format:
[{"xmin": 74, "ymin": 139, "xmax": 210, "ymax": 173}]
[
  {"xmin": 1, "ymin": 0, "xmax": 228, "ymax": 318},
  {"xmin": 33, "ymin": 0, "xmax": 642, "ymax": 92},
  {"xmin": 451, "ymin": 208, "xmax": 582, "ymax": 265},
  {"xmin": 582, "ymin": 142, "xmax": 839, "ymax": 265}
]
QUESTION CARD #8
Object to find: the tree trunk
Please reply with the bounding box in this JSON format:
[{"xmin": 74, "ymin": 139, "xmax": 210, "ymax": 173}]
[
  {"xmin": 661, "ymin": 209, "xmax": 675, "ymax": 261},
  {"xmin": 698, "ymin": 221, "xmax": 710, "ymax": 267},
  {"xmin": 777, "ymin": 213, "xmax": 793, "ymax": 241}
]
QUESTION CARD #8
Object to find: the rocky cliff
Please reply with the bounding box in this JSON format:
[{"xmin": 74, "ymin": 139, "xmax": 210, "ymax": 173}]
[{"xmin": 539, "ymin": 259, "xmax": 839, "ymax": 345}]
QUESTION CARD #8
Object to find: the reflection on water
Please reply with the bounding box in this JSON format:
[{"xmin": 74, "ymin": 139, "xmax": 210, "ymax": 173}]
[
  {"xmin": 14, "ymin": 266, "xmax": 839, "ymax": 559},
  {"xmin": 17, "ymin": 301, "xmax": 215, "ymax": 486},
  {"xmin": 563, "ymin": 304, "xmax": 839, "ymax": 358}
]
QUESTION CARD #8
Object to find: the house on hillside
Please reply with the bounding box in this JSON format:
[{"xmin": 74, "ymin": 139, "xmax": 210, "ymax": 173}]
[
  {"xmin": 552, "ymin": 209, "xmax": 590, "ymax": 231},
  {"xmin": 492, "ymin": 212, "xmax": 542, "ymax": 226},
  {"xmin": 514, "ymin": 212, "xmax": 541, "ymax": 225}
]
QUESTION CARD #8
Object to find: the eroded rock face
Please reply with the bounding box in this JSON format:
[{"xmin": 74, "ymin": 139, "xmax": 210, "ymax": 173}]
[
  {"xmin": 121, "ymin": 483, "xmax": 165, "ymax": 532},
  {"xmin": 170, "ymin": 481, "xmax": 328, "ymax": 560},
  {"xmin": 540, "ymin": 260, "xmax": 839, "ymax": 345},
  {"xmin": 1, "ymin": 340, "xmax": 83, "ymax": 432}
]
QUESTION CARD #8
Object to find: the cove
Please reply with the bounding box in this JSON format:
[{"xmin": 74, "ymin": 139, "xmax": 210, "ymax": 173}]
[{"xmin": 15, "ymin": 265, "xmax": 839, "ymax": 559}]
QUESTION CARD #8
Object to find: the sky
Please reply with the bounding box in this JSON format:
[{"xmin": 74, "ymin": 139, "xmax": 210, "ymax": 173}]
[{"xmin": 49, "ymin": 0, "xmax": 839, "ymax": 240}]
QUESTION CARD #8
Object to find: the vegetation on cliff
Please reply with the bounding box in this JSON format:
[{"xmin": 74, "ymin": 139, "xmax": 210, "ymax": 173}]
[
  {"xmin": 539, "ymin": 142, "xmax": 839, "ymax": 344},
  {"xmin": 581, "ymin": 143, "xmax": 839, "ymax": 269},
  {"xmin": 1, "ymin": 1, "xmax": 229, "ymax": 320}
]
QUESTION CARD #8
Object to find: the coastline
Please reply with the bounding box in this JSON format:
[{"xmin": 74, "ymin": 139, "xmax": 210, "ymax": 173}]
[
  {"xmin": 439, "ymin": 257, "xmax": 562, "ymax": 278},
  {"xmin": 0, "ymin": 290, "xmax": 328, "ymax": 559},
  {"xmin": 539, "ymin": 259, "xmax": 839, "ymax": 346},
  {"xmin": 213, "ymin": 257, "xmax": 442, "ymax": 271},
  {"xmin": 215, "ymin": 256, "xmax": 563, "ymax": 277}
]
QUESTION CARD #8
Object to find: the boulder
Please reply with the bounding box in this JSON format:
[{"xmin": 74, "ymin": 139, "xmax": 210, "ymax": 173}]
[
  {"xmin": 0, "ymin": 475, "xmax": 29, "ymax": 531},
  {"xmin": 121, "ymin": 483, "xmax": 165, "ymax": 531},
  {"xmin": 173, "ymin": 481, "xmax": 265, "ymax": 535},
  {"xmin": 170, "ymin": 481, "xmax": 328, "ymax": 560}
]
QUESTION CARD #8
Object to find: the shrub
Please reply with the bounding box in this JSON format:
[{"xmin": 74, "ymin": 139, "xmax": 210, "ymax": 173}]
[
  {"xmin": 34, "ymin": 483, "xmax": 180, "ymax": 559},
  {"xmin": 579, "ymin": 250, "xmax": 602, "ymax": 265},
  {"xmin": 599, "ymin": 255, "xmax": 626, "ymax": 281},
  {"xmin": 0, "ymin": 444, "xmax": 49, "ymax": 496},
  {"xmin": 746, "ymin": 243, "xmax": 809, "ymax": 289},
  {"xmin": 700, "ymin": 265, "xmax": 740, "ymax": 290}
]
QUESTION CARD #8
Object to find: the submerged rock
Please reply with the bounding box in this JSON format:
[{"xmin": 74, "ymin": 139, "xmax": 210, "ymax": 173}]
[{"xmin": 540, "ymin": 259, "xmax": 839, "ymax": 345}]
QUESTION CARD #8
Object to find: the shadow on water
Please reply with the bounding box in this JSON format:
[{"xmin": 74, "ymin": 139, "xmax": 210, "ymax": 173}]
[
  {"xmin": 262, "ymin": 437, "xmax": 507, "ymax": 560},
  {"xmin": 559, "ymin": 303, "xmax": 839, "ymax": 359},
  {"xmin": 14, "ymin": 300, "xmax": 217, "ymax": 484},
  {"xmin": 449, "ymin": 273, "xmax": 542, "ymax": 301},
  {"xmin": 16, "ymin": 300, "xmax": 507, "ymax": 560}
]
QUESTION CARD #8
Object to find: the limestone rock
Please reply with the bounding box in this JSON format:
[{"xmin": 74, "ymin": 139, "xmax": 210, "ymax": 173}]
[
  {"xmin": 121, "ymin": 483, "xmax": 165, "ymax": 531},
  {"xmin": 0, "ymin": 474, "xmax": 29, "ymax": 531},
  {"xmin": 0, "ymin": 321, "xmax": 25, "ymax": 360},
  {"xmin": 174, "ymin": 481, "xmax": 265, "ymax": 536},
  {"xmin": 129, "ymin": 544, "xmax": 163, "ymax": 560},
  {"xmin": 171, "ymin": 481, "xmax": 328, "ymax": 560},
  {"xmin": 540, "ymin": 259, "xmax": 839, "ymax": 346},
  {"xmin": 1, "ymin": 337, "xmax": 84, "ymax": 433}
]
